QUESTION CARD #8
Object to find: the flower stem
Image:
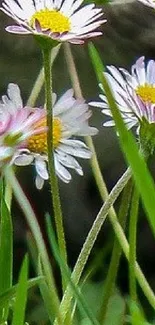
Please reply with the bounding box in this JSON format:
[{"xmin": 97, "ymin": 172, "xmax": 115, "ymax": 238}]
[
  {"xmin": 129, "ymin": 185, "xmax": 139, "ymax": 303},
  {"xmin": 42, "ymin": 47, "xmax": 67, "ymax": 290},
  {"xmin": 98, "ymin": 179, "xmax": 133, "ymax": 324},
  {"xmin": 54, "ymin": 167, "xmax": 132, "ymax": 325},
  {"xmin": 63, "ymin": 43, "xmax": 115, "ymax": 202},
  {"xmin": 4, "ymin": 179, "xmax": 12, "ymax": 211},
  {"xmin": 4, "ymin": 167, "xmax": 62, "ymax": 324},
  {"xmin": 27, "ymin": 44, "xmax": 61, "ymax": 107}
]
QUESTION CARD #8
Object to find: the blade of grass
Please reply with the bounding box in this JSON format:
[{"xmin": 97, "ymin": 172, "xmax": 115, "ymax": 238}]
[
  {"xmin": 88, "ymin": 42, "xmax": 155, "ymax": 237},
  {"xmin": 0, "ymin": 276, "xmax": 43, "ymax": 307},
  {"xmin": 27, "ymin": 231, "xmax": 56, "ymax": 324},
  {"xmin": 46, "ymin": 215, "xmax": 100, "ymax": 325},
  {"xmin": 0, "ymin": 194, "xmax": 13, "ymax": 322},
  {"xmin": 12, "ymin": 255, "xmax": 28, "ymax": 325}
]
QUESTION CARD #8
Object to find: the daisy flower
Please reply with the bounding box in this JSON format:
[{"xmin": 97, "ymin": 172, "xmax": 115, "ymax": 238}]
[
  {"xmin": 9, "ymin": 87, "xmax": 98, "ymax": 189},
  {"xmin": 137, "ymin": 0, "xmax": 155, "ymax": 9},
  {"xmin": 0, "ymin": 83, "xmax": 46, "ymax": 168},
  {"xmin": 0, "ymin": 0, "xmax": 106, "ymax": 44},
  {"xmin": 90, "ymin": 56, "xmax": 155, "ymax": 133}
]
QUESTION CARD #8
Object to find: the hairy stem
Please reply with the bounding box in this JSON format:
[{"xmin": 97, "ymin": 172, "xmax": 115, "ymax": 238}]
[
  {"xmin": 54, "ymin": 168, "xmax": 132, "ymax": 325},
  {"xmin": 98, "ymin": 179, "xmax": 133, "ymax": 324},
  {"xmin": 42, "ymin": 47, "xmax": 67, "ymax": 291}
]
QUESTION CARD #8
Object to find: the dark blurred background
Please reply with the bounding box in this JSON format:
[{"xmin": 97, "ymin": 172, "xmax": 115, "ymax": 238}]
[{"xmin": 1, "ymin": 0, "xmax": 155, "ymax": 321}]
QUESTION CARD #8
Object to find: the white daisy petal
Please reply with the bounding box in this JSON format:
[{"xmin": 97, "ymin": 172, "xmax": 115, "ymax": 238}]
[
  {"xmin": 35, "ymin": 174, "xmax": 45, "ymax": 190},
  {"xmin": 14, "ymin": 154, "xmax": 33, "ymax": 166},
  {"xmin": 56, "ymin": 148, "xmax": 83, "ymax": 175},
  {"xmin": 59, "ymin": 139, "xmax": 92, "ymax": 159},
  {"xmin": 35, "ymin": 158, "xmax": 48, "ymax": 180},
  {"xmin": 55, "ymin": 154, "xmax": 72, "ymax": 183},
  {"xmin": 7, "ymin": 83, "xmax": 23, "ymax": 108}
]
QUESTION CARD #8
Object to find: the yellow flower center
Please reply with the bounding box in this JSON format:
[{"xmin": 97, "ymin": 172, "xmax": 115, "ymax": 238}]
[
  {"xmin": 136, "ymin": 84, "xmax": 155, "ymax": 103},
  {"xmin": 27, "ymin": 117, "xmax": 62, "ymax": 154},
  {"xmin": 30, "ymin": 9, "xmax": 71, "ymax": 33}
]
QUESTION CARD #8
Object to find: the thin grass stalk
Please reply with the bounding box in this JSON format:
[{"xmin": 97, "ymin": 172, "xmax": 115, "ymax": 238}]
[
  {"xmin": 98, "ymin": 179, "xmax": 133, "ymax": 324},
  {"xmin": 129, "ymin": 186, "xmax": 139, "ymax": 303}
]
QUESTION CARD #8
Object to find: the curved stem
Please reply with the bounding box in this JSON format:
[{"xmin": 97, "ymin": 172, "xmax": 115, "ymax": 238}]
[
  {"xmin": 4, "ymin": 167, "xmax": 62, "ymax": 324},
  {"xmin": 42, "ymin": 47, "xmax": 67, "ymax": 291},
  {"xmin": 54, "ymin": 167, "xmax": 132, "ymax": 325},
  {"xmin": 98, "ymin": 179, "xmax": 133, "ymax": 324},
  {"xmin": 129, "ymin": 185, "xmax": 139, "ymax": 302}
]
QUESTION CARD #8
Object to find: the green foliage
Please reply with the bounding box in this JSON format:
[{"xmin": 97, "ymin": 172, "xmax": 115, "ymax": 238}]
[
  {"xmin": 46, "ymin": 215, "xmax": 100, "ymax": 325},
  {"xmin": 0, "ymin": 193, "xmax": 13, "ymax": 322},
  {"xmin": 0, "ymin": 276, "xmax": 44, "ymax": 307},
  {"xmin": 81, "ymin": 282, "xmax": 125, "ymax": 325},
  {"xmin": 12, "ymin": 255, "xmax": 28, "ymax": 325},
  {"xmin": 128, "ymin": 300, "xmax": 153, "ymax": 325},
  {"xmin": 139, "ymin": 117, "xmax": 155, "ymax": 156}
]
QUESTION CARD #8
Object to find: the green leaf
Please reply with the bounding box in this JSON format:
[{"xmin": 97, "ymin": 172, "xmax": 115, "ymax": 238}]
[
  {"xmin": 0, "ymin": 276, "xmax": 43, "ymax": 307},
  {"xmin": 46, "ymin": 215, "xmax": 100, "ymax": 325},
  {"xmin": 128, "ymin": 300, "xmax": 152, "ymax": 325},
  {"xmin": 27, "ymin": 231, "xmax": 55, "ymax": 323},
  {"xmin": 12, "ymin": 255, "xmax": 29, "ymax": 325},
  {"xmin": 88, "ymin": 42, "xmax": 155, "ymax": 237},
  {"xmin": 103, "ymin": 293, "xmax": 125, "ymax": 325},
  {"xmin": 139, "ymin": 117, "xmax": 155, "ymax": 155},
  {"xmin": 0, "ymin": 194, "xmax": 13, "ymax": 321}
]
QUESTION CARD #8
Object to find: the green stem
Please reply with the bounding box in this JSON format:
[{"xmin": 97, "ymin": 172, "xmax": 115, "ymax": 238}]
[
  {"xmin": 4, "ymin": 180, "xmax": 12, "ymax": 211},
  {"xmin": 42, "ymin": 47, "xmax": 67, "ymax": 290},
  {"xmin": 129, "ymin": 186, "xmax": 139, "ymax": 303},
  {"xmin": 27, "ymin": 44, "xmax": 61, "ymax": 107},
  {"xmin": 54, "ymin": 167, "xmax": 132, "ymax": 325},
  {"xmin": 63, "ymin": 43, "xmax": 82, "ymax": 99},
  {"xmin": 4, "ymin": 167, "xmax": 62, "ymax": 324},
  {"xmin": 62, "ymin": 42, "xmax": 155, "ymax": 314},
  {"xmin": 98, "ymin": 179, "xmax": 133, "ymax": 324}
]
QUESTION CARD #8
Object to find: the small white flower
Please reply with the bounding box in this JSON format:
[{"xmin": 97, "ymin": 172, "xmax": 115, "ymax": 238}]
[
  {"xmin": 0, "ymin": 83, "xmax": 46, "ymax": 168},
  {"xmin": 0, "ymin": 0, "xmax": 106, "ymax": 44},
  {"xmin": 14, "ymin": 89, "xmax": 98, "ymax": 189},
  {"xmin": 90, "ymin": 56, "xmax": 155, "ymax": 132},
  {"xmin": 137, "ymin": 0, "xmax": 155, "ymax": 9}
]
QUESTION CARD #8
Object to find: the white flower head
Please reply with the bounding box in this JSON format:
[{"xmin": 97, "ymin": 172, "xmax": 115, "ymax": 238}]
[
  {"xmin": 0, "ymin": 83, "xmax": 46, "ymax": 168},
  {"xmin": 137, "ymin": 0, "xmax": 155, "ymax": 9},
  {"xmin": 90, "ymin": 56, "xmax": 155, "ymax": 132},
  {"xmin": 0, "ymin": 0, "xmax": 106, "ymax": 44},
  {"xmin": 14, "ymin": 89, "xmax": 98, "ymax": 189}
]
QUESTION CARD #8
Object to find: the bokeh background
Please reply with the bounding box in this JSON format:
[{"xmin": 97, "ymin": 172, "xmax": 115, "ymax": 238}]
[{"xmin": 1, "ymin": 0, "xmax": 155, "ymax": 322}]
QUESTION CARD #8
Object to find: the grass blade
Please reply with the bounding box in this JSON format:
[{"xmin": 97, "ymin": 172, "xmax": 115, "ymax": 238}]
[
  {"xmin": 46, "ymin": 215, "xmax": 100, "ymax": 325},
  {"xmin": 12, "ymin": 255, "xmax": 28, "ymax": 325},
  {"xmin": 0, "ymin": 276, "xmax": 43, "ymax": 307},
  {"xmin": 0, "ymin": 194, "xmax": 13, "ymax": 321}
]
